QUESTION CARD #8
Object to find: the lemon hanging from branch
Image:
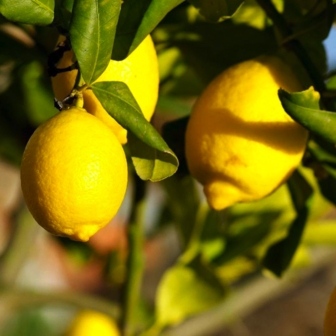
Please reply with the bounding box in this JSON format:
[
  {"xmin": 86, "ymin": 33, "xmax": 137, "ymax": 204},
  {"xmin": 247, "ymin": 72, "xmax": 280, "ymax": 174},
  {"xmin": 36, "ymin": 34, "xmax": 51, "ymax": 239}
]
[
  {"xmin": 21, "ymin": 106, "xmax": 128, "ymax": 242},
  {"xmin": 185, "ymin": 56, "xmax": 308, "ymax": 210}
]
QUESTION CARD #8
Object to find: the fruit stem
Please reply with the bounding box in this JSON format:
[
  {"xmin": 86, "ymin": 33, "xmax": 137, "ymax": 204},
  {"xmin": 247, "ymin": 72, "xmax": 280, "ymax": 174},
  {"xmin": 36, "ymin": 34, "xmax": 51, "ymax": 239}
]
[
  {"xmin": 121, "ymin": 177, "xmax": 146, "ymax": 336},
  {"xmin": 75, "ymin": 92, "xmax": 84, "ymax": 108},
  {"xmin": 256, "ymin": 0, "xmax": 334, "ymax": 110}
]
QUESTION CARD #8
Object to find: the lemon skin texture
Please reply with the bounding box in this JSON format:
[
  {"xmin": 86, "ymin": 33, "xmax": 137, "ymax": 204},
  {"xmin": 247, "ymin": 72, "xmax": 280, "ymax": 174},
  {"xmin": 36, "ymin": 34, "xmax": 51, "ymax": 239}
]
[
  {"xmin": 325, "ymin": 286, "xmax": 336, "ymax": 336},
  {"xmin": 185, "ymin": 56, "xmax": 308, "ymax": 211},
  {"xmin": 66, "ymin": 311, "xmax": 120, "ymax": 336},
  {"xmin": 52, "ymin": 35, "xmax": 159, "ymax": 144},
  {"xmin": 20, "ymin": 107, "xmax": 128, "ymax": 242}
]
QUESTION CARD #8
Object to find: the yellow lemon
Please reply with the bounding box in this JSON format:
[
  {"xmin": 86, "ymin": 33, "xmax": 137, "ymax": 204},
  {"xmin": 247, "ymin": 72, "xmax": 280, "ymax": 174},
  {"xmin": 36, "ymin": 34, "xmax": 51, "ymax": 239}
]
[
  {"xmin": 20, "ymin": 107, "xmax": 128, "ymax": 242},
  {"xmin": 325, "ymin": 286, "xmax": 336, "ymax": 336},
  {"xmin": 52, "ymin": 35, "xmax": 159, "ymax": 144},
  {"xmin": 66, "ymin": 311, "xmax": 120, "ymax": 336},
  {"xmin": 185, "ymin": 56, "xmax": 308, "ymax": 210}
]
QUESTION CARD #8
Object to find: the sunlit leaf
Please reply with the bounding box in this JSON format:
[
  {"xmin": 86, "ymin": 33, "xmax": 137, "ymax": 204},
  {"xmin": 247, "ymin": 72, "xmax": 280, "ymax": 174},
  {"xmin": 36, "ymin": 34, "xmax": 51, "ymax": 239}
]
[
  {"xmin": 112, "ymin": 0, "xmax": 184, "ymax": 60},
  {"xmin": 279, "ymin": 87, "xmax": 336, "ymax": 144},
  {"xmin": 70, "ymin": 0, "xmax": 122, "ymax": 84},
  {"xmin": 0, "ymin": 0, "xmax": 54, "ymax": 25},
  {"xmin": 188, "ymin": 0, "xmax": 244, "ymax": 23},
  {"xmin": 91, "ymin": 81, "xmax": 178, "ymax": 181},
  {"xmin": 232, "ymin": 0, "xmax": 284, "ymax": 30},
  {"xmin": 156, "ymin": 259, "xmax": 225, "ymax": 327}
]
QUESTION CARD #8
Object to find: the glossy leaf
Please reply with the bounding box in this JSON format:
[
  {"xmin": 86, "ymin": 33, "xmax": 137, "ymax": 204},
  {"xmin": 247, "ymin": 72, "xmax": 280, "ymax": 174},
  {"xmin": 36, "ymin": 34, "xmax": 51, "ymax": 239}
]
[
  {"xmin": 156, "ymin": 260, "xmax": 225, "ymax": 327},
  {"xmin": 91, "ymin": 81, "xmax": 179, "ymax": 181},
  {"xmin": 188, "ymin": 0, "xmax": 244, "ymax": 23},
  {"xmin": 279, "ymin": 87, "xmax": 336, "ymax": 143},
  {"xmin": 263, "ymin": 170, "xmax": 313, "ymax": 277},
  {"xmin": 0, "ymin": 0, "xmax": 55, "ymax": 25},
  {"xmin": 112, "ymin": 0, "xmax": 184, "ymax": 60},
  {"xmin": 70, "ymin": 0, "xmax": 122, "ymax": 84}
]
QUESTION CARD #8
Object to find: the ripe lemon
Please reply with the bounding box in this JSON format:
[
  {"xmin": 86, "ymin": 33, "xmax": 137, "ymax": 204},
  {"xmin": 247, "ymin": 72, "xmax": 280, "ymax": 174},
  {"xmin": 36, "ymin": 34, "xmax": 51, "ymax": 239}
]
[
  {"xmin": 185, "ymin": 56, "xmax": 308, "ymax": 210},
  {"xmin": 325, "ymin": 286, "xmax": 336, "ymax": 336},
  {"xmin": 66, "ymin": 311, "xmax": 120, "ymax": 336},
  {"xmin": 20, "ymin": 107, "xmax": 128, "ymax": 242},
  {"xmin": 52, "ymin": 35, "xmax": 159, "ymax": 144}
]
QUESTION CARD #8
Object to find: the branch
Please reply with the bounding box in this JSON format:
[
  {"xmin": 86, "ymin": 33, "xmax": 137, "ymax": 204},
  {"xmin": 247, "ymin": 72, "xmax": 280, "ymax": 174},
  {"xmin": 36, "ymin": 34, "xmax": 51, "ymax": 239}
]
[
  {"xmin": 255, "ymin": 0, "xmax": 332, "ymax": 109},
  {"xmin": 120, "ymin": 177, "xmax": 146, "ymax": 336}
]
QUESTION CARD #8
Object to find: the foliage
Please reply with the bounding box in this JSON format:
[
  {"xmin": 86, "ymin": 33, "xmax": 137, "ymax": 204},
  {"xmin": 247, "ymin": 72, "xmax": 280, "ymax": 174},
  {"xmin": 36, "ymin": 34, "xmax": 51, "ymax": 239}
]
[{"xmin": 1, "ymin": 0, "xmax": 336, "ymax": 335}]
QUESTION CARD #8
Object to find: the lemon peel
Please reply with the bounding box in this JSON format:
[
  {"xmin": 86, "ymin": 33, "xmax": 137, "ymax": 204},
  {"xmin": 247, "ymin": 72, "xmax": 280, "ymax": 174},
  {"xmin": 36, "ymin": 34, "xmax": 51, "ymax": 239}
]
[
  {"xmin": 21, "ymin": 107, "xmax": 128, "ymax": 241},
  {"xmin": 185, "ymin": 56, "xmax": 308, "ymax": 210}
]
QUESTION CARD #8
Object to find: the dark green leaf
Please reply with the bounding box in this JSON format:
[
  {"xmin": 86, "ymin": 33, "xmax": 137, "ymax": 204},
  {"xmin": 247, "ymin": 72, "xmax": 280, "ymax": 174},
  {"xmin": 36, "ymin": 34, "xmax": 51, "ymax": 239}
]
[
  {"xmin": 279, "ymin": 87, "xmax": 336, "ymax": 143},
  {"xmin": 0, "ymin": 0, "xmax": 54, "ymax": 25},
  {"xmin": 162, "ymin": 116, "xmax": 189, "ymax": 177},
  {"xmin": 289, "ymin": 0, "xmax": 334, "ymax": 42},
  {"xmin": 188, "ymin": 0, "xmax": 244, "ymax": 23},
  {"xmin": 308, "ymin": 142, "xmax": 336, "ymax": 205},
  {"xmin": 213, "ymin": 213, "xmax": 278, "ymax": 265},
  {"xmin": 112, "ymin": 0, "xmax": 184, "ymax": 60},
  {"xmin": 156, "ymin": 259, "xmax": 225, "ymax": 327},
  {"xmin": 91, "ymin": 81, "xmax": 178, "ymax": 181},
  {"xmin": 262, "ymin": 170, "xmax": 313, "ymax": 277},
  {"xmin": 70, "ymin": 0, "xmax": 122, "ymax": 84},
  {"xmin": 174, "ymin": 22, "xmax": 278, "ymax": 84},
  {"xmin": 62, "ymin": 0, "xmax": 74, "ymax": 12},
  {"xmin": 162, "ymin": 175, "xmax": 200, "ymax": 247},
  {"xmin": 318, "ymin": 165, "xmax": 336, "ymax": 205}
]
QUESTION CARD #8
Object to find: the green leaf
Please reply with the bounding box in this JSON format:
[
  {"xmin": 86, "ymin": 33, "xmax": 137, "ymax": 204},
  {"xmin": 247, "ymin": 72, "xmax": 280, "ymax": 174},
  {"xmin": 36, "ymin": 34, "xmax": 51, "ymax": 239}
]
[
  {"xmin": 70, "ymin": 0, "xmax": 122, "ymax": 84},
  {"xmin": 173, "ymin": 22, "xmax": 278, "ymax": 84},
  {"xmin": 112, "ymin": 0, "xmax": 184, "ymax": 60},
  {"xmin": 0, "ymin": 0, "xmax": 55, "ymax": 25},
  {"xmin": 91, "ymin": 81, "xmax": 179, "ymax": 181},
  {"xmin": 162, "ymin": 116, "xmax": 189, "ymax": 176},
  {"xmin": 188, "ymin": 0, "xmax": 244, "ymax": 23},
  {"xmin": 213, "ymin": 212, "xmax": 278, "ymax": 265},
  {"xmin": 279, "ymin": 87, "xmax": 336, "ymax": 143},
  {"xmin": 162, "ymin": 176, "xmax": 200, "ymax": 247},
  {"xmin": 263, "ymin": 170, "xmax": 313, "ymax": 277},
  {"xmin": 289, "ymin": 0, "xmax": 334, "ymax": 42},
  {"xmin": 156, "ymin": 260, "xmax": 225, "ymax": 327},
  {"xmin": 21, "ymin": 62, "xmax": 57, "ymax": 126},
  {"xmin": 232, "ymin": 0, "xmax": 284, "ymax": 30},
  {"xmin": 308, "ymin": 142, "xmax": 336, "ymax": 205}
]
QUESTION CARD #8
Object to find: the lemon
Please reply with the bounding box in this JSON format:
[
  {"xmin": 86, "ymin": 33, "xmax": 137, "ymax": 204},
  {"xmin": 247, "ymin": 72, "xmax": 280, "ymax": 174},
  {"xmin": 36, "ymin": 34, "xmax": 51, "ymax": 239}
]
[
  {"xmin": 325, "ymin": 286, "xmax": 336, "ymax": 336},
  {"xmin": 20, "ymin": 107, "xmax": 128, "ymax": 242},
  {"xmin": 52, "ymin": 35, "xmax": 159, "ymax": 144},
  {"xmin": 185, "ymin": 56, "xmax": 308, "ymax": 210},
  {"xmin": 66, "ymin": 311, "xmax": 120, "ymax": 336}
]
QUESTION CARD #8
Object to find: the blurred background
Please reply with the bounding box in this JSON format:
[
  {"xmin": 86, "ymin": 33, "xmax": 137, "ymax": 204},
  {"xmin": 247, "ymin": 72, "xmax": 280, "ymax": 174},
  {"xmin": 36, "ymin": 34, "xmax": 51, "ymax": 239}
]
[{"xmin": 1, "ymin": 1, "xmax": 336, "ymax": 335}]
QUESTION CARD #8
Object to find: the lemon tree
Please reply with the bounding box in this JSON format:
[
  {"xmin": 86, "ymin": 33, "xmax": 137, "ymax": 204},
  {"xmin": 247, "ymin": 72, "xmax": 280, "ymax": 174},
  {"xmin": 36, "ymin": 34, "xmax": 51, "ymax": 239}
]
[{"xmin": 1, "ymin": 1, "xmax": 336, "ymax": 336}]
